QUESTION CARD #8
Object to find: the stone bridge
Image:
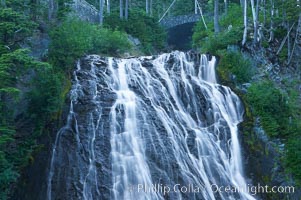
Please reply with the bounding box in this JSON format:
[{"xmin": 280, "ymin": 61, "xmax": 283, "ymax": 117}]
[
  {"xmin": 159, "ymin": 14, "xmax": 201, "ymax": 29},
  {"xmin": 70, "ymin": 1, "xmax": 201, "ymax": 30}
]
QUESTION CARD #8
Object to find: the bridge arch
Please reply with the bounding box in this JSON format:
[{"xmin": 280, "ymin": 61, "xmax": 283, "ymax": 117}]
[
  {"xmin": 159, "ymin": 15, "xmax": 202, "ymax": 50},
  {"xmin": 159, "ymin": 14, "xmax": 201, "ymax": 29}
]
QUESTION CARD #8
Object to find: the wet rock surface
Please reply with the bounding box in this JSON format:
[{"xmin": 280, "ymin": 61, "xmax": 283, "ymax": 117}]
[{"xmin": 46, "ymin": 51, "xmax": 252, "ymax": 200}]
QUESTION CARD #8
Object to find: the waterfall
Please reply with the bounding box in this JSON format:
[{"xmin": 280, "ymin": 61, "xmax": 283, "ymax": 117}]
[{"xmin": 47, "ymin": 51, "xmax": 256, "ymax": 200}]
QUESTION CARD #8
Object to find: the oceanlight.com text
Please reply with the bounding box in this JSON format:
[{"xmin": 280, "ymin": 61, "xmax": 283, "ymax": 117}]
[{"xmin": 128, "ymin": 183, "xmax": 295, "ymax": 196}]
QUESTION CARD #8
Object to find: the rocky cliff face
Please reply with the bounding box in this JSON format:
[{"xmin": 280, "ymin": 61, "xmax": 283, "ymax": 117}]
[
  {"xmin": 44, "ymin": 51, "xmax": 255, "ymax": 200},
  {"xmin": 232, "ymin": 44, "xmax": 301, "ymax": 200},
  {"xmin": 13, "ymin": 46, "xmax": 300, "ymax": 200}
]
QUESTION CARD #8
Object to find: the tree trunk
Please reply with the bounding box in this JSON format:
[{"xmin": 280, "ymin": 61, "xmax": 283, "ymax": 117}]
[
  {"xmin": 196, "ymin": 0, "xmax": 208, "ymax": 29},
  {"xmin": 99, "ymin": 0, "xmax": 104, "ymax": 25},
  {"xmin": 263, "ymin": 0, "xmax": 266, "ymax": 25},
  {"xmin": 250, "ymin": 0, "xmax": 256, "ymax": 28},
  {"xmin": 150, "ymin": 0, "xmax": 152, "ymax": 16},
  {"xmin": 146, "ymin": 0, "xmax": 149, "ymax": 14},
  {"xmin": 162, "ymin": 3, "xmax": 166, "ymax": 18},
  {"xmin": 224, "ymin": 0, "xmax": 228, "ymax": 15},
  {"xmin": 125, "ymin": 0, "xmax": 128, "ymax": 20},
  {"xmin": 30, "ymin": 0, "xmax": 38, "ymax": 21},
  {"xmin": 1, "ymin": 0, "xmax": 6, "ymax": 7},
  {"xmin": 242, "ymin": 0, "xmax": 248, "ymax": 45},
  {"xmin": 288, "ymin": 14, "xmax": 301, "ymax": 64},
  {"xmin": 158, "ymin": 0, "xmax": 176, "ymax": 22},
  {"xmin": 214, "ymin": 0, "xmax": 220, "ymax": 33},
  {"xmin": 276, "ymin": 22, "xmax": 295, "ymax": 55},
  {"xmin": 106, "ymin": 0, "xmax": 110, "ymax": 14},
  {"xmin": 120, "ymin": 0, "xmax": 123, "ymax": 19},
  {"xmin": 253, "ymin": 0, "xmax": 261, "ymax": 44},
  {"xmin": 195, "ymin": 0, "xmax": 198, "ymax": 14},
  {"xmin": 287, "ymin": 21, "xmax": 291, "ymax": 60},
  {"xmin": 269, "ymin": 0, "xmax": 274, "ymax": 41},
  {"xmin": 48, "ymin": 0, "xmax": 54, "ymax": 21}
]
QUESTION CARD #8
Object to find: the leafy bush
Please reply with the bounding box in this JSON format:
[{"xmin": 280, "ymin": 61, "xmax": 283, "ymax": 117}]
[
  {"xmin": 49, "ymin": 19, "xmax": 131, "ymax": 71},
  {"xmin": 246, "ymin": 81, "xmax": 290, "ymax": 137},
  {"xmin": 104, "ymin": 9, "xmax": 166, "ymax": 53},
  {"xmin": 217, "ymin": 50, "xmax": 254, "ymax": 84},
  {"xmin": 193, "ymin": 23, "xmax": 243, "ymax": 54},
  {"xmin": 0, "ymin": 151, "xmax": 18, "ymax": 200},
  {"xmin": 192, "ymin": 20, "xmax": 213, "ymax": 48},
  {"xmin": 0, "ymin": 48, "xmax": 53, "ymax": 199},
  {"xmin": 27, "ymin": 68, "xmax": 66, "ymax": 123},
  {"xmin": 202, "ymin": 29, "xmax": 243, "ymax": 54},
  {"xmin": 192, "ymin": 4, "xmax": 243, "ymax": 54},
  {"xmin": 0, "ymin": 8, "xmax": 36, "ymax": 44},
  {"xmin": 219, "ymin": 4, "xmax": 243, "ymax": 30},
  {"xmin": 94, "ymin": 28, "xmax": 132, "ymax": 55},
  {"xmin": 286, "ymin": 137, "xmax": 301, "ymax": 183}
]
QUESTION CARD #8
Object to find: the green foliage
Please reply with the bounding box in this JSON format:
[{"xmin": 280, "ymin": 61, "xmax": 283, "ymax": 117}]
[
  {"xmin": 94, "ymin": 29, "xmax": 132, "ymax": 55},
  {"xmin": 278, "ymin": 47, "xmax": 288, "ymax": 63},
  {"xmin": 0, "ymin": 151, "xmax": 18, "ymax": 200},
  {"xmin": 49, "ymin": 19, "xmax": 131, "ymax": 71},
  {"xmin": 0, "ymin": 9, "xmax": 30, "ymax": 198},
  {"xmin": 104, "ymin": 9, "xmax": 166, "ymax": 54},
  {"xmin": 57, "ymin": 0, "xmax": 73, "ymax": 20},
  {"xmin": 201, "ymin": 29, "xmax": 243, "ymax": 54},
  {"xmin": 286, "ymin": 136, "xmax": 301, "ymax": 183},
  {"xmin": 0, "ymin": 49, "xmax": 48, "ymax": 89},
  {"xmin": 192, "ymin": 4, "xmax": 243, "ymax": 54},
  {"xmin": 246, "ymin": 81, "xmax": 290, "ymax": 137},
  {"xmin": 282, "ymin": 80, "xmax": 301, "ymax": 184},
  {"xmin": 172, "ymin": 0, "xmax": 194, "ymax": 16},
  {"xmin": 192, "ymin": 18, "xmax": 213, "ymax": 48},
  {"xmin": 0, "ymin": 8, "xmax": 36, "ymax": 44},
  {"xmin": 283, "ymin": 0, "xmax": 300, "ymax": 22},
  {"xmin": 274, "ymin": 26, "xmax": 287, "ymax": 40},
  {"xmin": 0, "ymin": 47, "xmax": 53, "ymax": 199},
  {"xmin": 244, "ymin": 81, "xmax": 301, "ymax": 184},
  {"xmin": 48, "ymin": 19, "xmax": 97, "ymax": 70},
  {"xmin": 219, "ymin": 4, "xmax": 243, "ymax": 29},
  {"xmin": 217, "ymin": 50, "xmax": 253, "ymax": 84},
  {"xmin": 27, "ymin": 68, "xmax": 65, "ymax": 123}
]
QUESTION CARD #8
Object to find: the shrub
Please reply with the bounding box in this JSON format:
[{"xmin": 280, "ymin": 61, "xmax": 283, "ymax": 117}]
[
  {"xmin": 94, "ymin": 29, "xmax": 131, "ymax": 55},
  {"xmin": 217, "ymin": 50, "xmax": 254, "ymax": 84},
  {"xmin": 201, "ymin": 28, "xmax": 243, "ymax": 54},
  {"xmin": 26, "ymin": 68, "xmax": 65, "ymax": 123},
  {"xmin": 246, "ymin": 81, "xmax": 290, "ymax": 137},
  {"xmin": 0, "ymin": 48, "xmax": 54, "ymax": 199},
  {"xmin": 192, "ymin": 3, "xmax": 243, "ymax": 54},
  {"xmin": 219, "ymin": 4, "xmax": 243, "ymax": 29},
  {"xmin": 286, "ymin": 136, "xmax": 301, "ymax": 184},
  {"xmin": 49, "ymin": 19, "xmax": 131, "ymax": 72},
  {"xmin": 0, "ymin": 8, "xmax": 36, "ymax": 44},
  {"xmin": 0, "ymin": 151, "xmax": 18, "ymax": 200},
  {"xmin": 104, "ymin": 9, "xmax": 166, "ymax": 53}
]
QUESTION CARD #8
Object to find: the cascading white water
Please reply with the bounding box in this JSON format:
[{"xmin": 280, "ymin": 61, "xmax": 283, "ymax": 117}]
[
  {"xmin": 109, "ymin": 59, "xmax": 163, "ymax": 200},
  {"xmin": 47, "ymin": 51, "xmax": 256, "ymax": 200}
]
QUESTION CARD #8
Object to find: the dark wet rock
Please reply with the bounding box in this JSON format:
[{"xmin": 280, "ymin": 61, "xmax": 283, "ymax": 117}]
[{"xmin": 22, "ymin": 51, "xmax": 255, "ymax": 200}]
